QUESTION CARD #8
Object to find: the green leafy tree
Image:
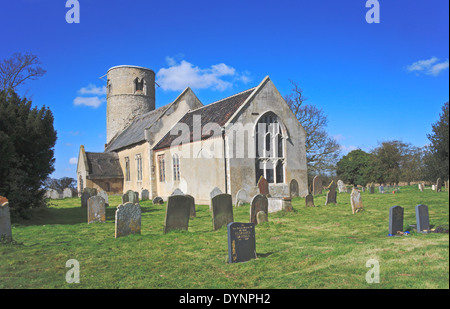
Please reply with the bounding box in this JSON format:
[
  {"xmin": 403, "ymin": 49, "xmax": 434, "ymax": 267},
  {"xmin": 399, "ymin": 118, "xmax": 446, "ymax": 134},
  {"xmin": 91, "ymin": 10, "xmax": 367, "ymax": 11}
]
[
  {"xmin": 0, "ymin": 90, "xmax": 57, "ymax": 218},
  {"xmin": 336, "ymin": 149, "xmax": 373, "ymax": 186}
]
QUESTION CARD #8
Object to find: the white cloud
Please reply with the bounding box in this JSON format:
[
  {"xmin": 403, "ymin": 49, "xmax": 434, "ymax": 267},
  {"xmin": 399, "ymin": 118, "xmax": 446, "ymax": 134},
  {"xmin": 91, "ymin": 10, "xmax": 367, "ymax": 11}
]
[
  {"xmin": 407, "ymin": 57, "xmax": 449, "ymax": 76},
  {"xmin": 156, "ymin": 58, "xmax": 250, "ymax": 91},
  {"xmin": 340, "ymin": 145, "xmax": 358, "ymax": 153},
  {"xmin": 73, "ymin": 96, "xmax": 105, "ymax": 108},
  {"xmin": 69, "ymin": 157, "xmax": 78, "ymax": 165},
  {"xmin": 78, "ymin": 84, "xmax": 106, "ymax": 95}
]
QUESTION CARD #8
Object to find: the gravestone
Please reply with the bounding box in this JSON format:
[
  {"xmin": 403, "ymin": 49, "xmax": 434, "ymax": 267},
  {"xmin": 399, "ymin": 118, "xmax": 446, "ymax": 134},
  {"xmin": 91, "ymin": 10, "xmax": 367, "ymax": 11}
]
[
  {"xmin": 63, "ymin": 188, "xmax": 73, "ymax": 198},
  {"xmin": 312, "ymin": 176, "xmax": 322, "ymax": 195},
  {"xmin": 337, "ymin": 180, "xmax": 346, "ymax": 193},
  {"xmin": 164, "ymin": 195, "xmax": 191, "ymax": 234},
  {"xmin": 325, "ymin": 181, "xmax": 337, "ymax": 205},
  {"xmin": 415, "ymin": 204, "xmax": 430, "ymax": 233},
  {"xmin": 257, "ymin": 176, "xmax": 270, "ymax": 196},
  {"xmin": 350, "ymin": 188, "xmax": 364, "ymax": 214},
  {"xmin": 46, "ymin": 189, "xmax": 60, "ymax": 199},
  {"xmin": 379, "ymin": 186, "xmax": 384, "ymax": 194},
  {"xmin": 210, "ymin": 187, "xmax": 223, "ymax": 200},
  {"xmin": 369, "ymin": 184, "xmax": 375, "ymax": 194},
  {"xmin": 115, "ymin": 202, "xmax": 141, "ymax": 238},
  {"xmin": 250, "ymin": 194, "xmax": 268, "ymax": 225},
  {"xmin": 305, "ymin": 194, "xmax": 315, "ymax": 207},
  {"xmin": 98, "ymin": 190, "xmax": 109, "ymax": 207},
  {"xmin": 87, "ymin": 196, "xmax": 106, "ymax": 224},
  {"xmin": 289, "ymin": 179, "xmax": 299, "ymax": 198},
  {"xmin": 80, "ymin": 191, "xmax": 91, "ymax": 208},
  {"xmin": 211, "ymin": 193, "xmax": 234, "ymax": 230},
  {"xmin": 436, "ymin": 178, "xmax": 442, "ymax": 192},
  {"xmin": 171, "ymin": 188, "xmax": 184, "ymax": 196},
  {"xmin": 256, "ymin": 211, "xmax": 268, "ymax": 224},
  {"xmin": 235, "ymin": 189, "xmax": 248, "ymax": 207},
  {"xmin": 152, "ymin": 196, "xmax": 164, "ymax": 205},
  {"xmin": 418, "ymin": 183, "xmax": 424, "ymax": 192},
  {"xmin": 0, "ymin": 197, "xmax": 12, "ymax": 242},
  {"xmin": 84, "ymin": 187, "xmax": 97, "ymax": 197},
  {"xmin": 389, "ymin": 206, "xmax": 404, "ymax": 235},
  {"xmin": 227, "ymin": 222, "xmax": 256, "ymax": 264},
  {"xmin": 122, "ymin": 190, "xmax": 139, "ymax": 204},
  {"xmin": 185, "ymin": 194, "xmax": 196, "ymax": 218},
  {"xmin": 141, "ymin": 189, "xmax": 149, "ymax": 201}
]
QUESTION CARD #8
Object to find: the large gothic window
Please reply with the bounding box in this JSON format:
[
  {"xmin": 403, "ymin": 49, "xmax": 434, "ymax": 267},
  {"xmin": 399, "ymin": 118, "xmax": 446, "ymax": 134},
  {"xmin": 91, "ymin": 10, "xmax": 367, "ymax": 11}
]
[{"xmin": 255, "ymin": 112, "xmax": 285, "ymax": 184}]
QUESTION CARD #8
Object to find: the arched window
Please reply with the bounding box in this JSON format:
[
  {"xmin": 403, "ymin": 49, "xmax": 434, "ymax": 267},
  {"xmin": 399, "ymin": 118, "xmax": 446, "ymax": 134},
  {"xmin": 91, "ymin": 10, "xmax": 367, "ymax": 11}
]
[
  {"xmin": 255, "ymin": 112, "xmax": 285, "ymax": 184},
  {"xmin": 172, "ymin": 154, "xmax": 180, "ymax": 181},
  {"xmin": 134, "ymin": 78, "xmax": 146, "ymax": 94}
]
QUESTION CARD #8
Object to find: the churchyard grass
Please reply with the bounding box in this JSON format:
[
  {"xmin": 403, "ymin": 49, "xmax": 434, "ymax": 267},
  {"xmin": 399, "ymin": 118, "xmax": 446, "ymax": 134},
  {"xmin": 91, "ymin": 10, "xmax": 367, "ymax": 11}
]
[{"xmin": 1, "ymin": 186, "xmax": 448, "ymax": 289}]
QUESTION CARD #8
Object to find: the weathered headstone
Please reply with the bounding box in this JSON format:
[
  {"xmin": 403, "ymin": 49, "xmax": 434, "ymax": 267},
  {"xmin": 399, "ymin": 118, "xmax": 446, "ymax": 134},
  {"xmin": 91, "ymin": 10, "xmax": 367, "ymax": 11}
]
[
  {"xmin": 152, "ymin": 196, "xmax": 164, "ymax": 205},
  {"xmin": 171, "ymin": 188, "xmax": 184, "ymax": 196},
  {"xmin": 389, "ymin": 205, "xmax": 404, "ymax": 235},
  {"xmin": 210, "ymin": 187, "xmax": 223, "ymax": 200},
  {"xmin": 436, "ymin": 178, "xmax": 442, "ymax": 192},
  {"xmin": 350, "ymin": 188, "xmax": 364, "ymax": 214},
  {"xmin": 337, "ymin": 180, "xmax": 346, "ymax": 193},
  {"xmin": 312, "ymin": 175, "xmax": 322, "ymax": 195},
  {"xmin": 305, "ymin": 194, "xmax": 315, "ymax": 207},
  {"xmin": 227, "ymin": 222, "xmax": 256, "ymax": 264},
  {"xmin": 325, "ymin": 181, "xmax": 337, "ymax": 205},
  {"xmin": 257, "ymin": 176, "xmax": 270, "ymax": 196},
  {"xmin": 164, "ymin": 195, "xmax": 191, "ymax": 234},
  {"xmin": 185, "ymin": 194, "xmax": 196, "ymax": 218},
  {"xmin": 115, "ymin": 202, "xmax": 141, "ymax": 238},
  {"xmin": 84, "ymin": 187, "xmax": 97, "ymax": 197},
  {"xmin": 250, "ymin": 194, "xmax": 268, "ymax": 225},
  {"xmin": 81, "ymin": 191, "xmax": 91, "ymax": 208},
  {"xmin": 256, "ymin": 211, "xmax": 268, "ymax": 224},
  {"xmin": 289, "ymin": 179, "xmax": 299, "ymax": 198},
  {"xmin": 141, "ymin": 189, "xmax": 149, "ymax": 201},
  {"xmin": 235, "ymin": 189, "xmax": 248, "ymax": 207},
  {"xmin": 0, "ymin": 197, "xmax": 12, "ymax": 242},
  {"xmin": 122, "ymin": 190, "xmax": 139, "ymax": 204},
  {"xmin": 46, "ymin": 189, "xmax": 60, "ymax": 199},
  {"xmin": 369, "ymin": 184, "xmax": 375, "ymax": 194},
  {"xmin": 415, "ymin": 204, "xmax": 430, "ymax": 233},
  {"xmin": 211, "ymin": 193, "xmax": 234, "ymax": 230},
  {"xmin": 87, "ymin": 196, "xmax": 106, "ymax": 224},
  {"xmin": 98, "ymin": 190, "xmax": 109, "ymax": 206},
  {"xmin": 63, "ymin": 188, "xmax": 73, "ymax": 199}
]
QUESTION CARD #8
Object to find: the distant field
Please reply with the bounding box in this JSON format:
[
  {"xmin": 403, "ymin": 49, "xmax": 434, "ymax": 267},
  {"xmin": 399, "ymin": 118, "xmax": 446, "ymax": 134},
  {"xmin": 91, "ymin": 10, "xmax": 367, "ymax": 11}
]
[{"xmin": 1, "ymin": 186, "xmax": 448, "ymax": 289}]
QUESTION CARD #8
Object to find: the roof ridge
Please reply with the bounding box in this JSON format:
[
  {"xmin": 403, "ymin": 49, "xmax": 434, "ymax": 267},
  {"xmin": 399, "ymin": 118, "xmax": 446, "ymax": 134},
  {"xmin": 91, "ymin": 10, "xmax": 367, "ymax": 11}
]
[{"xmin": 187, "ymin": 87, "xmax": 256, "ymax": 113}]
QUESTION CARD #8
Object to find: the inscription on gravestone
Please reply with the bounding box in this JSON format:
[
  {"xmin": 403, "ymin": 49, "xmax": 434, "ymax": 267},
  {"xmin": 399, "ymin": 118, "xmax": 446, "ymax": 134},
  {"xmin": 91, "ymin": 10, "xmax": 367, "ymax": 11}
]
[
  {"xmin": 389, "ymin": 205, "xmax": 404, "ymax": 235},
  {"xmin": 227, "ymin": 222, "xmax": 256, "ymax": 263},
  {"xmin": 415, "ymin": 204, "xmax": 430, "ymax": 233}
]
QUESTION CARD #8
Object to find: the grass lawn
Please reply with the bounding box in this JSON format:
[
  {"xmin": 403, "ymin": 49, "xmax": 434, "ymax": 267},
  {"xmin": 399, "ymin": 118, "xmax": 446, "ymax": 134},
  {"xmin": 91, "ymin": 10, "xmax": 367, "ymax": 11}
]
[{"xmin": 1, "ymin": 186, "xmax": 448, "ymax": 289}]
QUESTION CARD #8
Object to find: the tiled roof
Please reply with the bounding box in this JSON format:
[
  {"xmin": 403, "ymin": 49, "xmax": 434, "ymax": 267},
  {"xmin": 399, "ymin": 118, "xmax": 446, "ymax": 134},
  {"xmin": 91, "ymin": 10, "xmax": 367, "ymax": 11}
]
[
  {"xmin": 85, "ymin": 152, "xmax": 123, "ymax": 179},
  {"xmin": 153, "ymin": 87, "xmax": 256, "ymax": 150}
]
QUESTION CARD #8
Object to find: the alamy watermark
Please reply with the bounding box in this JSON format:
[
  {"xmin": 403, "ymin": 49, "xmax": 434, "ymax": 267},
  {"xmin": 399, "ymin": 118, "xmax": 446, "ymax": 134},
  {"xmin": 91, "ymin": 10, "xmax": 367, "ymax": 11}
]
[
  {"xmin": 365, "ymin": 0, "xmax": 380, "ymax": 24},
  {"xmin": 65, "ymin": 0, "xmax": 80, "ymax": 24},
  {"xmin": 66, "ymin": 259, "xmax": 80, "ymax": 283},
  {"xmin": 365, "ymin": 259, "xmax": 380, "ymax": 283}
]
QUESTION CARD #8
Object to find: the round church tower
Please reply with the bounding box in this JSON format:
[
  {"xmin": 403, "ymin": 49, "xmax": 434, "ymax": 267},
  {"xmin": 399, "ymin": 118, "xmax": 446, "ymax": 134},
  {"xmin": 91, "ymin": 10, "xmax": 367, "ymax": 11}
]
[{"xmin": 106, "ymin": 65, "xmax": 156, "ymax": 145}]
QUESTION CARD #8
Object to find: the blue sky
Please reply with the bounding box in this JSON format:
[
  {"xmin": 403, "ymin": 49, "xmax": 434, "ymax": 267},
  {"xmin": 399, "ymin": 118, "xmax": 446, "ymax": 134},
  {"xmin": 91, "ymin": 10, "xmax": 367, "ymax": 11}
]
[{"xmin": 1, "ymin": 0, "xmax": 448, "ymax": 179}]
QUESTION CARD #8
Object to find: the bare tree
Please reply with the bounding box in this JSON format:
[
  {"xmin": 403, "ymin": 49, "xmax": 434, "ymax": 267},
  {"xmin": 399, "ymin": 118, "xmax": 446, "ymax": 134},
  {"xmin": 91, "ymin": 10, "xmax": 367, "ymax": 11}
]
[
  {"xmin": 284, "ymin": 80, "xmax": 341, "ymax": 179},
  {"xmin": 0, "ymin": 52, "xmax": 46, "ymax": 91}
]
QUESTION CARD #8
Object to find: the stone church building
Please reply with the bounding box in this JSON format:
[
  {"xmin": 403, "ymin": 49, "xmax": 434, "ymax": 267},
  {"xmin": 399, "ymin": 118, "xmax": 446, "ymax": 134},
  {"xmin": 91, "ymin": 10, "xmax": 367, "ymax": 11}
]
[{"xmin": 77, "ymin": 65, "xmax": 308, "ymax": 204}]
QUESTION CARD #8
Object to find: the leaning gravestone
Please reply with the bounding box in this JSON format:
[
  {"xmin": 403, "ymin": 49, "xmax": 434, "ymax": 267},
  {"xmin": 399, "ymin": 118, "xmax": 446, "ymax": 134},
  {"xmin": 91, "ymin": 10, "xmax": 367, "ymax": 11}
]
[
  {"xmin": 87, "ymin": 196, "xmax": 106, "ymax": 224},
  {"xmin": 289, "ymin": 179, "xmax": 299, "ymax": 198},
  {"xmin": 235, "ymin": 189, "xmax": 248, "ymax": 207},
  {"xmin": 141, "ymin": 189, "xmax": 149, "ymax": 201},
  {"xmin": 436, "ymin": 178, "xmax": 442, "ymax": 192},
  {"xmin": 80, "ymin": 191, "xmax": 91, "ymax": 208},
  {"xmin": 98, "ymin": 190, "xmax": 109, "ymax": 207},
  {"xmin": 325, "ymin": 181, "xmax": 337, "ymax": 205},
  {"xmin": 0, "ymin": 196, "xmax": 12, "ymax": 242},
  {"xmin": 122, "ymin": 190, "xmax": 139, "ymax": 204},
  {"xmin": 115, "ymin": 202, "xmax": 141, "ymax": 238},
  {"xmin": 227, "ymin": 222, "xmax": 256, "ymax": 264},
  {"xmin": 211, "ymin": 193, "xmax": 234, "ymax": 230},
  {"xmin": 305, "ymin": 194, "xmax": 315, "ymax": 207},
  {"xmin": 415, "ymin": 204, "xmax": 430, "ymax": 233},
  {"xmin": 337, "ymin": 180, "xmax": 346, "ymax": 193},
  {"xmin": 312, "ymin": 175, "xmax": 322, "ymax": 195},
  {"xmin": 250, "ymin": 194, "xmax": 268, "ymax": 225},
  {"xmin": 63, "ymin": 188, "xmax": 73, "ymax": 199},
  {"xmin": 164, "ymin": 195, "xmax": 191, "ymax": 234},
  {"xmin": 350, "ymin": 188, "xmax": 364, "ymax": 214},
  {"xmin": 389, "ymin": 205, "xmax": 404, "ymax": 235},
  {"xmin": 257, "ymin": 176, "xmax": 270, "ymax": 196}
]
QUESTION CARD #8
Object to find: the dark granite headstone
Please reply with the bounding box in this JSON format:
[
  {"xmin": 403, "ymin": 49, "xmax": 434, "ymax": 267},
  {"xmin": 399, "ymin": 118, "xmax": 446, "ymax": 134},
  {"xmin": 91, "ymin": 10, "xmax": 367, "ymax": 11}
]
[
  {"xmin": 250, "ymin": 194, "xmax": 268, "ymax": 224},
  {"xmin": 389, "ymin": 205, "xmax": 404, "ymax": 235},
  {"xmin": 163, "ymin": 195, "xmax": 191, "ymax": 234},
  {"xmin": 227, "ymin": 222, "xmax": 256, "ymax": 263},
  {"xmin": 211, "ymin": 193, "xmax": 234, "ymax": 230},
  {"xmin": 415, "ymin": 204, "xmax": 430, "ymax": 233}
]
